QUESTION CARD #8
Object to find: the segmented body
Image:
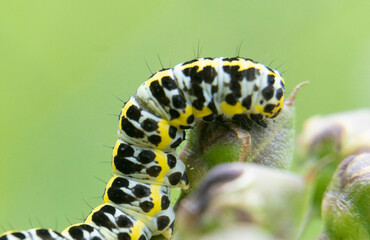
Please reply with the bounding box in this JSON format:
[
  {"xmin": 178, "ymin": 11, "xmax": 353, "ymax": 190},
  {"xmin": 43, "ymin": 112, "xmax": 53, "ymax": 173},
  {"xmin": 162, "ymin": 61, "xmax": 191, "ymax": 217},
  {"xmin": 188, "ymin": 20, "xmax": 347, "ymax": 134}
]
[{"xmin": 0, "ymin": 57, "xmax": 285, "ymax": 240}]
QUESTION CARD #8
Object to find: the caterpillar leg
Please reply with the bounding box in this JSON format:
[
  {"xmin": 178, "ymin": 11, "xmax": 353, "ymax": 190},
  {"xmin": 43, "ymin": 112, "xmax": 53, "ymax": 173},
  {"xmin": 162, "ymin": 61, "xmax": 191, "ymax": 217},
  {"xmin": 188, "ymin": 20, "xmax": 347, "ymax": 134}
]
[
  {"xmin": 160, "ymin": 221, "xmax": 174, "ymax": 239},
  {"xmin": 231, "ymin": 114, "xmax": 253, "ymax": 130}
]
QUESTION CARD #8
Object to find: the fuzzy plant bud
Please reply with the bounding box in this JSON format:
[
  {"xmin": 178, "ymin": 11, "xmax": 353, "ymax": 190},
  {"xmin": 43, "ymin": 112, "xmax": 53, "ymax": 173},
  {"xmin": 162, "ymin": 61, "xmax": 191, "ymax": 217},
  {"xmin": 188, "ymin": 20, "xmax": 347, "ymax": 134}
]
[
  {"xmin": 179, "ymin": 83, "xmax": 307, "ymax": 190},
  {"xmin": 297, "ymin": 109, "xmax": 370, "ymax": 215},
  {"xmin": 298, "ymin": 109, "xmax": 370, "ymax": 158},
  {"xmin": 318, "ymin": 153, "xmax": 370, "ymax": 239},
  {"xmin": 176, "ymin": 163, "xmax": 311, "ymax": 240}
]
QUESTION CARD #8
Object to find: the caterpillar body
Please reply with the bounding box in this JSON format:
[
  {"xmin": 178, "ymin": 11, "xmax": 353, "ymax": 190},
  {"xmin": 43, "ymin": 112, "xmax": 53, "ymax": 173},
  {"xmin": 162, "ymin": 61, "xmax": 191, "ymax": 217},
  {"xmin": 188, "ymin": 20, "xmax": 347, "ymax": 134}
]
[{"xmin": 1, "ymin": 57, "xmax": 285, "ymax": 240}]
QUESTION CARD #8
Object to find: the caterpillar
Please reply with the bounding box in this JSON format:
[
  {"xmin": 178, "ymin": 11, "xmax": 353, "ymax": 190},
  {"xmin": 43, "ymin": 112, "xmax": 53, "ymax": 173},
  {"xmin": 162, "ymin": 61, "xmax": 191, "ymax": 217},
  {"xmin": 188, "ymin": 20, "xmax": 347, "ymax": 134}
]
[{"xmin": 0, "ymin": 57, "xmax": 285, "ymax": 240}]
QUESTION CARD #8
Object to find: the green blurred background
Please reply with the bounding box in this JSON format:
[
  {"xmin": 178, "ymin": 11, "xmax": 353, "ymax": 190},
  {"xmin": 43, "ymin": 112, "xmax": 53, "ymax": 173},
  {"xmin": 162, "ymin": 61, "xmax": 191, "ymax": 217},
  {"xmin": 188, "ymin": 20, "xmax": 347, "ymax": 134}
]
[{"xmin": 0, "ymin": 0, "xmax": 369, "ymax": 239}]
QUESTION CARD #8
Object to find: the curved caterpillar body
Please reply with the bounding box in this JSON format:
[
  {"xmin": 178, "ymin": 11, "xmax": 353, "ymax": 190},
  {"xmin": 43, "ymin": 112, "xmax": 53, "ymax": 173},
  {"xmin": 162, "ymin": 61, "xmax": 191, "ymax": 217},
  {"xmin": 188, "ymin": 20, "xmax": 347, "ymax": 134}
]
[{"xmin": 1, "ymin": 57, "xmax": 285, "ymax": 240}]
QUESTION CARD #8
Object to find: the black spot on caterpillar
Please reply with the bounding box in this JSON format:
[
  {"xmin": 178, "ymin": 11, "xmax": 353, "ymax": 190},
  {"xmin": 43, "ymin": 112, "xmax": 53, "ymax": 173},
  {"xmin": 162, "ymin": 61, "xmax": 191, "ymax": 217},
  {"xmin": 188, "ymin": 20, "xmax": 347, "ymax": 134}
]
[{"xmin": 0, "ymin": 57, "xmax": 285, "ymax": 240}]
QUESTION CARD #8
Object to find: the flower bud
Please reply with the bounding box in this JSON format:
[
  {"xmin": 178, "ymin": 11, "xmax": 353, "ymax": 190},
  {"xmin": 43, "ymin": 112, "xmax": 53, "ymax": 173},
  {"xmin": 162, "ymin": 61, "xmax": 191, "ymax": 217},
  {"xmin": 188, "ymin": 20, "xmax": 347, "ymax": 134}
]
[
  {"xmin": 298, "ymin": 109, "xmax": 370, "ymax": 158},
  {"xmin": 319, "ymin": 153, "xmax": 370, "ymax": 239},
  {"xmin": 176, "ymin": 163, "xmax": 310, "ymax": 240}
]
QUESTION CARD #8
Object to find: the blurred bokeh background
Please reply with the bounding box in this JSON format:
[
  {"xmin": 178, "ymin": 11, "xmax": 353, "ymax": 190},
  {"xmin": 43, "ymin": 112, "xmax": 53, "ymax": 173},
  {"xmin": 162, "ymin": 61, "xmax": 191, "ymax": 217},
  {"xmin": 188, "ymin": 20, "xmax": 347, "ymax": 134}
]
[{"xmin": 0, "ymin": 1, "xmax": 369, "ymax": 239}]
